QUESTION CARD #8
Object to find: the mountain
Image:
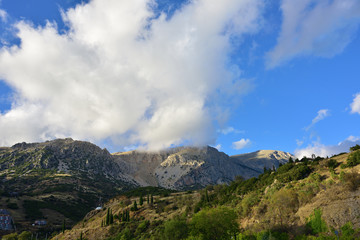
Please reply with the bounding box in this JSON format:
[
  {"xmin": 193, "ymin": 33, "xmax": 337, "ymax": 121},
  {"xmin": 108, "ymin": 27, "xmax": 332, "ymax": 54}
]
[
  {"xmin": 113, "ymin": 146, "xmax": 261, "ymax": 190},
  {"xmin": 0, "ymin": 138, "xmax": 293, "ymax": 235},
  {"xmin": 0, "ymin": 138, "xmax": 135, "ymax": 232},
  {"xmin": 230, "ymin": 150, "xmax": 294, "ymax": 173},
  {"xmin": 114, "ymin": 148, "xmax": 294, "ymax": 190}
]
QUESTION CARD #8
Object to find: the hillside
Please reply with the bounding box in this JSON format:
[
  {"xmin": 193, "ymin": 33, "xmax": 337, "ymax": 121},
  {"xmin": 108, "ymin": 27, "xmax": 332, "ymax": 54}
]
[
  {"xmin": 0, "ymin": 139, "xmax": 135, "ymax": 235},
  {"xmin": 48, "ymin": 150, "xmax": 360, "ymax": 240}
]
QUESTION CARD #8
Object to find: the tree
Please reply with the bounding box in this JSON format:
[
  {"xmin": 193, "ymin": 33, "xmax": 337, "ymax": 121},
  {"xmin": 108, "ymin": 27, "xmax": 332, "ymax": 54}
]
[
  {"xmin": 151, "ymin": 195, "xmax": 154, "ymax": 205},
  {"xmin": 163, "ymin": 217, "xmax": 189, "ymax": 240},
  {"xmin": 109, "ymin": 209, "xmax": 114, "ymax": 224},
  {"xmin": 268, "ymin": 188, "xmax": 299, "ymax": 226},
  {"xmin": 133, "ymin": 200, "xmax": 138, "ymax": 211},
  {"xmin": 106, "ymin": 208, "xmax": 110, "ymax": 225},
  {"xmin": 190, "ymin": 207, "xmax": 239, "ymax": 240},
  {"xmin": 288, "ymin": 157, "xmax": 294, "ymax": 163},
  {"xmin": 62, "ymin": 219, "xmax": 66, "ymax": 233},
  {"xmin": 350, "ymin": 144, "xmax": 360, "ymax": 152},
  {"xmin": 147, "ymin": 194, "xmax": 150, "ymax": 204},
  {"xmin": 140, "ymin": 194, "xmax": 144, "ymax": 206},
  {"xmin": 306, "ymin": 208, "xmax": 328, "ymax": 234}
]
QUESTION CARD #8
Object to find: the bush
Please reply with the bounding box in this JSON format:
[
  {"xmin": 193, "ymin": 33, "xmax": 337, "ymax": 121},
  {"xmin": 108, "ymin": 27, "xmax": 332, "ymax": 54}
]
[
  {"xmin": 327, "ymin": 159, "xmax": 339, "ymax": 170},
  {"xmin": 346, "ymin": 151, "xmax": 360, "ymax": 167},
  {"xmin": 343, "ymin": 171, "xmax": 360, "ymax": 191},
  {"xmin": 306, "ymin": 208, "xmax": 328, "ymax": 234}
]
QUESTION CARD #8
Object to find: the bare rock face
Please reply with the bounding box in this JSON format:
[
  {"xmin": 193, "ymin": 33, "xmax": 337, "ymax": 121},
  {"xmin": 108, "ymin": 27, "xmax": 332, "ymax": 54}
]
[{"xmin": 113, "ymin": 146, "xmax": 263, "ymax": 190}]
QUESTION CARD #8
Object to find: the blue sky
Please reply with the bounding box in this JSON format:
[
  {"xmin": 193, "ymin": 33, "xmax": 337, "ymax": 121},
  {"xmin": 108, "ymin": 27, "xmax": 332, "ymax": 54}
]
[{"xmin": 0, "ymin": 0, "xmax": 360, "ymax": 157}]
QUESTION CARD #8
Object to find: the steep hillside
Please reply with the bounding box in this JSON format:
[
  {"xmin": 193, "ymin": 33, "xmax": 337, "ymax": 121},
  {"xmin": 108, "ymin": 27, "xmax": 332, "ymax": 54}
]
[{"xmin": 49, "ymin": 150, "xmax": 360, "ymax": 240}]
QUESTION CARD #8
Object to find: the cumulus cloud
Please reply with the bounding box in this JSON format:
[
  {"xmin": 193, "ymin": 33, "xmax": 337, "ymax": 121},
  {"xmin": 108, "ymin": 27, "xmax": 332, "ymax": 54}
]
[
  {"xmin": 350, "ymin": 93, "xmax": 360, "ymax": 114},
  {"xmin": 305, "ymin": 109, "xmax": 329, "ymax": 130},
  {"xmin": 294, "ymin": 136, "xmax": 360, "ymax": 158},
  {"xmin": 266, "ymin": 0, "xmax": 360, "ymax": 68},
  {"xmin": 0, "ymin": 0, "xmax": 263, "ymax": 150},
  {"xmin": 232, "ymin": 138, "xmax": 251, "ymax": 150}
]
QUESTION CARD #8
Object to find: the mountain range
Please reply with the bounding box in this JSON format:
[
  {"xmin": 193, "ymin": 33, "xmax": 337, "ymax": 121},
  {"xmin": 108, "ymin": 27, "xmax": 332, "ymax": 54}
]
[{"xmin": 0, "ymin": 138, "xmax": 293, "ymax": 233}]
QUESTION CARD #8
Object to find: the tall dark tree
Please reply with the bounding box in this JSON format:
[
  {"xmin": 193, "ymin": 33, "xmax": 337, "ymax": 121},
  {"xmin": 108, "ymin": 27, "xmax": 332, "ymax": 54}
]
[
  {"xmin": 62, "ymin": 219, "xmax": 66, "ymax": 233},
  {"xmin": 133, "ymin": 200, "xmax": 138, "ymax": 211},
  {"xmin": 140, "ymin": 194, "xmax": 144, "ymax": 206},
  {"xmin": 147, "ymin": 194, "xmax": 150, "ymax": 204},
  {"xmin": 151, "ymin": 195, "xmax": 154, "ymax": 205}
]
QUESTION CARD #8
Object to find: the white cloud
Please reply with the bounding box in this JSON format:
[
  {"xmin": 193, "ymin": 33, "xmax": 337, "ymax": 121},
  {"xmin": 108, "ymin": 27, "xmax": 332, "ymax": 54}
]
[
  {"xmin": 350, "ymin": 93, "xmax": 360, "ymax": 114},
  {"xmin": 294, "ymin": 136, "xmax": 360, "ymax": 158},
  {"xmin": 218, "ymin": 126, "xmax": 244, "ymax": 135},
  {"xmin": 0, "ymin": 0, "xmax": 263, "ymax": 150},
  {"xmin": 232, "ymin": 138, "xmax": 251, "ymax": 150},
  {"xmin": 0, "ymin": 9, "xmax": 7, "ymax": 22},
  {"xmin": 266, "ymin": 0, "xmax": 360, "ymax": 68},
  {"xmin": 305, "ymin": 109, "xmax": 329, "ymax": 130}
]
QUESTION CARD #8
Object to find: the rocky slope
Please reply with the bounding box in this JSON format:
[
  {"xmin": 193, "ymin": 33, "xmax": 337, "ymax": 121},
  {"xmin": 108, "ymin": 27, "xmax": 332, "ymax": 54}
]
[
  {"xmin": 230, "ymin": 150, "xmax": 294, "ymax": 173},
  {"xmin": 113, "ymin": 148, "xmax": 294, "ymax": 190},
  {"xmin": 113, "ymin": 146, "xmax": 264, "ymax": 190}
]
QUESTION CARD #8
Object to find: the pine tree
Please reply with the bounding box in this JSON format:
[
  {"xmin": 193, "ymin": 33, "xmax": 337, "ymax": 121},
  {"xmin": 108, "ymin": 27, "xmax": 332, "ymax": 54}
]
[{"xmin": 140, "ymin": 194, "xmax": 144, "ymax": 206}]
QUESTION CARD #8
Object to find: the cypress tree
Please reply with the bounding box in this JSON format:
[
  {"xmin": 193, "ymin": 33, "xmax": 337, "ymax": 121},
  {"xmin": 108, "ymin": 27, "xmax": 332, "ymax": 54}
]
[
  {"xmin": 122, "ymin": 210, "xmax": 126, "ymax": 222},
  {"xmin": 106, "ymin": 208, "xmax": 110, "ymax": 225},
  {"xmin": 110, "ymin": 209, "xmax": 114, "ymax": 224},
  {"xmin": 62, "ymin": 219, "xmax": 65, "ymax": 233},
  {"xmin": 147, "ymin": 194, "xmax": 150, "ymax": 204},
  {"xmin": 140, "ymin": 194, "xmax": 143, "ymax": 206},
  {"xmin": 133, "ymin": 200, "xmax": 138, "ymax": 211}
]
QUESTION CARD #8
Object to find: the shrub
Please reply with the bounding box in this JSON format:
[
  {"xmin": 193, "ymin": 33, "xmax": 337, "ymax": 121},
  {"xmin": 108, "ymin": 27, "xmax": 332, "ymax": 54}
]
[
  {"xmin": 327, "ymin": 159, "xmax": 339, "ymax": 170},
  {"xmin": 346, "ymin": 151, "xmax": 360, "ymax": 167},
  {"xmin": 343, "ymin": 171, "xmax": 360, "ymax": 191},
  {"xmin": 306, "ymin": 208, "xmax": 328, "ymax": 234}
]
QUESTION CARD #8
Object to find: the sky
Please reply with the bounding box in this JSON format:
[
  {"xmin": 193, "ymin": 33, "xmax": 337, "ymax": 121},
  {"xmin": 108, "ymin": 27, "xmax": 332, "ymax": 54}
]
[{"xmin": 0, "ymin": 0, "xmax": 360, "ymax": 158}]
